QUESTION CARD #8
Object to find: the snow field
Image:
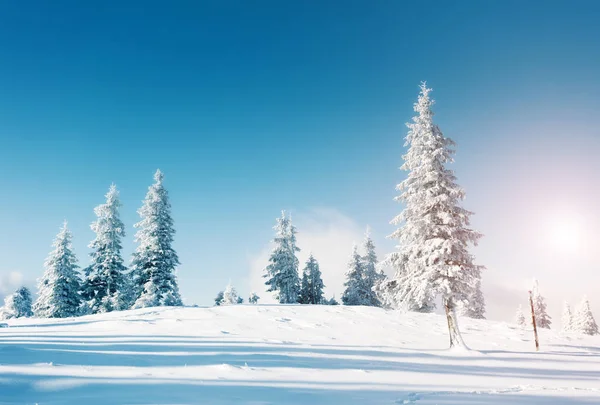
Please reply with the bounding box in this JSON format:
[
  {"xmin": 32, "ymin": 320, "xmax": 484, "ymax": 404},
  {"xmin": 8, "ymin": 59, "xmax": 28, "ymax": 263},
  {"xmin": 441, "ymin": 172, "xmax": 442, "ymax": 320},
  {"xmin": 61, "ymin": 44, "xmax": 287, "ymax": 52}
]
[{"xmin": 1, "ymin": 305, "xmax": 599, "ymax": 404}]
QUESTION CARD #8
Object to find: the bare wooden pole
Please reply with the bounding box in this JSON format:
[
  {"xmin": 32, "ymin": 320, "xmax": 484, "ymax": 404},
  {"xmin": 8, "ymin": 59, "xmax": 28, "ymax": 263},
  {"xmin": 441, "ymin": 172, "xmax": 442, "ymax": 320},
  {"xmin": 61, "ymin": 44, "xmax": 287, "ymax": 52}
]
[{"xmin": 528, "ymin": 290, "xmax": 540, "ymax": 351}]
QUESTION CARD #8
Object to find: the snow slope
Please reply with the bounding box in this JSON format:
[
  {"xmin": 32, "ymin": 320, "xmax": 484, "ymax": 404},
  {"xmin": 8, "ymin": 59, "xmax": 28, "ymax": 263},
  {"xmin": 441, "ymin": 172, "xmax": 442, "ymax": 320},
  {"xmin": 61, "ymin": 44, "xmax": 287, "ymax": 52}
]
[{"xmin": 1, "ymin": 305, "xmax": 599, "ymax": 404}]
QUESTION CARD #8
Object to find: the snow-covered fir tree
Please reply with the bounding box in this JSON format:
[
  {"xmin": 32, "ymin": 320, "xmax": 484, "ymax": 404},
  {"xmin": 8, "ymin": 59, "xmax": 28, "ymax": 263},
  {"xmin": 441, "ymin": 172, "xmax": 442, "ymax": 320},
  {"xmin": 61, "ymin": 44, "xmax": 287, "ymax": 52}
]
[
  {"xmin": 131, "ymin": 170, "xmax": 182, "ymax": 308},
  {"xmin": 573, "ymin": 296, "xmax": 599, "ymax": 335},
  {"xmin": 561, "ymin": 301, "xmax": 573, "ymax": 333},
  {"xmin": 298, "ymin": 254, "xmax": 325, "ymax": 304},
  {"xmin": 383, "ymin": 83, "xmax": 484, "ymax": 348},
  {"xmin": 222, "ymin": 282, "xmax": 240, "ymax": 305},
  {"xmin": 82, "ymin": 185, "xmax": 128, "ymax": 313},
  {"xmin": 33, "ymin": 222, "xmax": 82, "ymax": 318},
  {"xmin": 326, "ymin": 296, "xmax": 339, "ymax": 305},
  {"xmin": 342, "ymin": 244, "xmax": 368, "ymax": 306},
  {"xmin": 263, "ymin": 211, "xmax": 300, "ymax": 304},
  {"xmin": 460, "ymin": 278, "xmax": 486, "ymax": 319},
  {"xmin": 248, "ymin": 292, "xmax": 260, "ymax": 304},
  {"xmin": 515, "ymin": 304, "xmax": 527, "ymax": 328},
  {"xmin": 531, "ymin": 279, "xmax": 551, "ymax": 329},
  {"xmin": 362, "ymin": 228, "xmax": 384, "ymax": 307},
  {"xmin": 214, "ymin": 291, "xmax": 224, "ymax": 306},
  {"xmin": 1, "ymin": 287, "xmax": 33, "ymax": 319}
]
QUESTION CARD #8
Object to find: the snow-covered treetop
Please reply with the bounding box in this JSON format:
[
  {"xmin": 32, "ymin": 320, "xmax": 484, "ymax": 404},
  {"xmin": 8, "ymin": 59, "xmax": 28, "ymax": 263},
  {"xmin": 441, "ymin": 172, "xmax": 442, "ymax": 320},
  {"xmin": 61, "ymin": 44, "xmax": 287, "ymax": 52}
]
[
  {"xmin": 90, "ymin": 184, "xmax": 125, "ymax": 249},
  {"xmin": 154, "ymin": 169, "xmax": 164, "ymax": 183}
]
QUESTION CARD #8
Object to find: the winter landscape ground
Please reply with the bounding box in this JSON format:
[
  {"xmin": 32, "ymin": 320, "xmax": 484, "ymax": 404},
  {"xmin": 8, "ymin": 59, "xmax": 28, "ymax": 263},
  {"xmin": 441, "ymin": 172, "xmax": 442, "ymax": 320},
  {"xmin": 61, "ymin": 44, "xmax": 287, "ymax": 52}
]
[{"xmin": 1, "ymin": 305, "xmax": 599, "ymax": 405}]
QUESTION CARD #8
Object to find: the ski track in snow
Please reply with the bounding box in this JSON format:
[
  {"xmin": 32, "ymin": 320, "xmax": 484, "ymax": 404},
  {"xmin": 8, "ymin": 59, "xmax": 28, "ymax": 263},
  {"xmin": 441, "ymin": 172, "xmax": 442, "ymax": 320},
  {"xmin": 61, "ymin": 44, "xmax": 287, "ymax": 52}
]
[{"xmin": 1, "ymin": 305, "xmax": 599, "ymax": 404}]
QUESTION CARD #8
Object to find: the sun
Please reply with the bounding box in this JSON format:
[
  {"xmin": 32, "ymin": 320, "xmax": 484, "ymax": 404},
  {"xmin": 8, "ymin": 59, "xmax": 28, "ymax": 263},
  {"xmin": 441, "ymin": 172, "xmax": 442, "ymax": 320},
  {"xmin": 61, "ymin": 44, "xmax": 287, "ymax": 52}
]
[{"xmin": 547, "ymin": 219, "xmax": 582, "ymax": 253}]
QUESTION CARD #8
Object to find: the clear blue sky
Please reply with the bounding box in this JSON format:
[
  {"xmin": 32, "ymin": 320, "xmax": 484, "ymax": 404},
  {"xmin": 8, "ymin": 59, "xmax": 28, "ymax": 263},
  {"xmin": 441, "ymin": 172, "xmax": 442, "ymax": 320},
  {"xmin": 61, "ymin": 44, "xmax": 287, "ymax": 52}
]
[{"xmin": 1, "ymin": 1, "xmax": 599, "ymax": 317}]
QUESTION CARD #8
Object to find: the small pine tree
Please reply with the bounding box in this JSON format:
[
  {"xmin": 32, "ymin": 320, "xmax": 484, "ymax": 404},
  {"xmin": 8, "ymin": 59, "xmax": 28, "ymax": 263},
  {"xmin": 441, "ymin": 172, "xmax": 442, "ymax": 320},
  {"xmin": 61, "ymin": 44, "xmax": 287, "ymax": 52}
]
[
  {"xmin": 2, "ymin": 287, "xmax": 33, "ymax": 319},
  {"xmin": 342, "ymin": 244, "xmax": 368, "ymax": 306},
  {"xmin": 82, "ymin": 185, "xmax": 128, "ymax": 314},
  {"xmin": 263, "ymin": 211, "xmax": 300, "ymax": 304},
  {"xmin": 298, "ymin": 254, "xmax": 325, "ymax": 304},
  {"xmin": 515, "ymin": 304, "xmax": 527, "ymax": 328},
  {"xmin": 326, "ymin": 296, "xmax": 339, "ymax": 305},
  {"xmin": 561, "ymin": 301, "xmax": 573, "ymax": 333},
  {"xmin": 214, "ymin": 291, "xmax": 224, "ymax": 306},
  {"xmin": 248, "ymin": 292, "xmax": 260, "ymax": 304},
  {"xmin": 362, "ymin": 229, "xmax": 384, "ymax": 307},
  {"xmin": 222, "ymin": 282, "xmax": 240, "ymax": 305},
  {"xmin": 131, "ymin": 170, "xmax": 182, "ymax": 308},
  {"xmin": 33, "ymin": 222, "xmax": 82, "ymax": 318},
  {"xmin": 531, "ymin": 279, "xmax": 552, "ymax": 329},
  {"xmin": 460, "ymin": 278, "xmax": 486, "ymax": 319},
  {"xmin": 573, "ymin": 296, "xmax": 599, "ymax": 335}
]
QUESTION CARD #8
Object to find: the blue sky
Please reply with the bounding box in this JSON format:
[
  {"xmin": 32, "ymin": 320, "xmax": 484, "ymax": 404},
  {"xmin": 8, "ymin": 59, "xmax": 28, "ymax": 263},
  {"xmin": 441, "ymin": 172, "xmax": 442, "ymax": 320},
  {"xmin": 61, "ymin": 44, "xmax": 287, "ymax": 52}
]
[{"xmin": 0, "ymin": 1, "xmax": 599, "ymax": 319}]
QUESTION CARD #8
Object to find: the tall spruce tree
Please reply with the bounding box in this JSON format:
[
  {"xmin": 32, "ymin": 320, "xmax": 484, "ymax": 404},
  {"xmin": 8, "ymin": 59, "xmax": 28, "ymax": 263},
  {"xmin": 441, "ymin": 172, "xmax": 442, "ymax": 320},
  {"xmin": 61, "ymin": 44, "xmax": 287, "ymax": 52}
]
[
  {"xmin": 82, "ymin": 185, "xmax": 128, "ymax": 313},
  {"xmin": 573, "ymin": 296, "xmax": 599, "ymax": 335},
  {"xmin": 2, "ymin": 287, "xmax": 33, "ymax": 319},
  {"xmin": 33, "ymin": 222, "xmax": 82, "ymax": 318},
  {"xmin": 362, "ymin": 228, "xmax": 384, "ymax": 307},
  {"xmin": 384, "ymin": 83, "xmax": 484, "ymax": 348},
  {"xmin": 531, "ymin": 279, "xmax": 551, "ymax": 329},
  {"xmin": 131, "ymin": 170, "xmax": 182, "ymax": 308},
  {"xmin": 561, "ymin": 301, "xmax": 573, "ymax": 333},
  {"xmin": 263, "ymin": 211, "xmax": 300, "ymax": 304},
  {"xmin": 342, "ymin": 244, "xmax": 368, "ymax": 306},
  {"xmin": 298, "ymin": 254, "xmax": 325, "ymax": 304}
]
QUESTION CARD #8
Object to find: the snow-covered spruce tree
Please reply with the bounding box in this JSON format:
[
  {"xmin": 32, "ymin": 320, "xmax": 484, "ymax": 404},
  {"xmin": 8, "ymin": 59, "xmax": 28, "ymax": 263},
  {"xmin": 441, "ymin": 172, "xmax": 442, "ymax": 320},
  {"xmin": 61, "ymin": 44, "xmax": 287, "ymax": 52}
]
[
  {"xmin": 2, "ymin": 287, "xmax": 33, "ymax": 319},
  {"xmin": 81, "ymin": 185, "xmax": 128, "ymax": 313},
  {"xmin": 531, "ymin": 279, "xmax": 551, "ymax": 329},
  {"xmin": 222, "ymin": 282, "xmax": 240, "ymax": 305},
  {"xmin": 460, "ymin": 278, "xmax": 486, "ymax": 319},
  {"xmin": 515, "ymin": 304, "xmax": 527, "ymax": 328},
  {"xmin": 131, "ymin": 170, "xmax": 182, "ymax": 308},
  {"xmin": 33, "ymin": 222, "xmax": 82, "ymax": 318},
  {"xmin": 248, "ymin": 292, "xmax": 260, "ymax": 304},
  {"xmin": 214, "ymin": 291, "xmax": 224, "ymax": 306},
  {"xmin": 384, "ymin": 83, "xmax": 484, "ymax": 348},
  {"xmin": 298, "ymin": 254, "xmax": 325, "ymax": 304},
  {"xmin": 263, "ymin": 211, "xmax": 300, "ymax": 304},
  {"xmin": 342, "ymin": 244, "xmax": 368, "ymax": 306},
  {"xmin": 326, "ymin": 296, "xmax": 339, "ymax": 305},
  {"xmin": 573, "ymin": 296, "xmax": 599, "ymax": 335},
  {"xmin": 561, "ymin": 301, "xmax": 573, "ymax": 333},
  {"xmin": 362, "ymin": 228, "xmax": 384, "ymax": 307}
]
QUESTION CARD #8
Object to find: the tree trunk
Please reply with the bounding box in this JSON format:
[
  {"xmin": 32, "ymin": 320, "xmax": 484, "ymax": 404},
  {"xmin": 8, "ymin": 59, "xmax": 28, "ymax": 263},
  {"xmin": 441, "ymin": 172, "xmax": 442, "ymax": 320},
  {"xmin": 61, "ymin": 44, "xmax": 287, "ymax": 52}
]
[{"xmin": 443, "ymin": 295, "xmax": 467, "ymax": 349}]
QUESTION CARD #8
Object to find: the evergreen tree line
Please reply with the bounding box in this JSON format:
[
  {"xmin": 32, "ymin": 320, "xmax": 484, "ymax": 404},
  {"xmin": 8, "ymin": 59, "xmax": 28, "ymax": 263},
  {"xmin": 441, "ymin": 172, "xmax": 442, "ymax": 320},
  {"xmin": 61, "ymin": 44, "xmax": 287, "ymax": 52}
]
[
  {"xmin": 1, "ymin": 169, "xmax": 183, "ymax": 319},
  {"xmin": 514, "ymin": 279, "xmax": 598, "ymax": 336},
  {"xmin": 262, "ymin": 211, "xmax": 386, "ymax": 307}
]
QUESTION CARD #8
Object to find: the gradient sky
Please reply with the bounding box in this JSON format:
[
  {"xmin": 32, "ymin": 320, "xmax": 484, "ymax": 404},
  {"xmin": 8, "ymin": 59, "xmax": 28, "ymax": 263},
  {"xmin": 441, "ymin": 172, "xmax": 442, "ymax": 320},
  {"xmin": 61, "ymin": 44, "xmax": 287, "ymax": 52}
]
[{"xmin": 0, "ymin": 1, "xmax": 599, "ymax": 322}]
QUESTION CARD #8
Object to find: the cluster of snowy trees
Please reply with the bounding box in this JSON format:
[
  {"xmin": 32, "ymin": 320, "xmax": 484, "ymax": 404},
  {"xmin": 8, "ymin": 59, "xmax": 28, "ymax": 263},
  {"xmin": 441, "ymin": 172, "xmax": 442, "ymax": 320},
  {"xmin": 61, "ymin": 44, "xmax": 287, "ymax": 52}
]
[
  {"xmin": 341, "ymin": 230, "xmax": 385, "ymax": 306},
  {"xmin": 261, "ymin": 211, "xmax": 338, "ymax": 306},
  {"xmin": 214, "ymin": 282, "xmax": 247, "ymax": 306},
  {"xmin": 1, "ymin": 170, "xmax": 183, "ymax": 320},
  {"xmin": 514, "ymin": 279, "xmax": 598, "ymax": 336}
]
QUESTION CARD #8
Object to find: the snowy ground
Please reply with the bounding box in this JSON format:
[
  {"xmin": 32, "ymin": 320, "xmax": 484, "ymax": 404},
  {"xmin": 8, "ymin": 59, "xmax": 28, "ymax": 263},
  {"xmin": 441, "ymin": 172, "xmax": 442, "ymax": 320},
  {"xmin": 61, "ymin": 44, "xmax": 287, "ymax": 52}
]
[{"xmin": 1, "ymin": 305, "xmax": 599, "ymax": 404}]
